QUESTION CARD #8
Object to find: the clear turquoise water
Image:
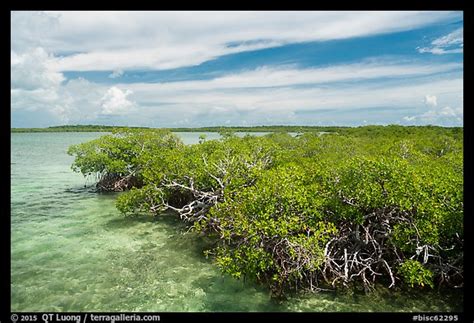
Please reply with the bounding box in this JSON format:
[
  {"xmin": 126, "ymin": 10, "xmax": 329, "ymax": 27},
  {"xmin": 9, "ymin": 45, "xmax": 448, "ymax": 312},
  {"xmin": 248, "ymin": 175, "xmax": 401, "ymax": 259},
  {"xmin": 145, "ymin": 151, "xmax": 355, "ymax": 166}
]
[{"xmin": 11, "ymin": 132, "xmax": 462, "ymax": 312}]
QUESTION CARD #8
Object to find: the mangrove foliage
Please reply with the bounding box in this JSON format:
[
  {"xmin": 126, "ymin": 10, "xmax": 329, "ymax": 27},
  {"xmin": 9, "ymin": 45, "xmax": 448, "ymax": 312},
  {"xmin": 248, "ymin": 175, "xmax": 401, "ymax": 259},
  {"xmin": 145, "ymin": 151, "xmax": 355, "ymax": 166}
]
[{"xmin": 68, "ymin": 126, "xmax": 463, "ymax": 297}]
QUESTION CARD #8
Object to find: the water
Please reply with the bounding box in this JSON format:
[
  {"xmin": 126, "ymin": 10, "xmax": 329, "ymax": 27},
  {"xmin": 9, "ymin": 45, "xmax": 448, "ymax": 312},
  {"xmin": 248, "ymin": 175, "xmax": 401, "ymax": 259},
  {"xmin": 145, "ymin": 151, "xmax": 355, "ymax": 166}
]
[
  {"xmin": 11, "ymin": 132, "xmax": 462, "ymax": 312},
  {"xmin": 173, "ymin": 131, "xmax": 297, "ymax": 145}
]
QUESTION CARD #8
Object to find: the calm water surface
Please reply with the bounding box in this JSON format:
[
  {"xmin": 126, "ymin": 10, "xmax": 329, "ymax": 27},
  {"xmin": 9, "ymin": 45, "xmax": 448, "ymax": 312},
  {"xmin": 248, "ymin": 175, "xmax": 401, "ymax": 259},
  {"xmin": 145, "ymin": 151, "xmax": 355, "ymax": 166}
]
[{"xmin": 11, "ymin": 132, "xmax": 462, "ymax": 311}]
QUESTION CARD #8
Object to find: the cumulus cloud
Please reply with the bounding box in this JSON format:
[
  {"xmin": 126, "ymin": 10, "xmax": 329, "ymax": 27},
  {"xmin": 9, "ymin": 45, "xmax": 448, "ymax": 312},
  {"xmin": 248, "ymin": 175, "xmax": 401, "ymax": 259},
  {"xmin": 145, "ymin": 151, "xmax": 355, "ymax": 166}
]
[
  {"xmin": 11, "ymin": 46, "xmax": 71, "ymax": 124},
  {"xmin": 11, "ymin": 47, "xmax": 64, "ymax": 90},
  {"xmin": 11, "ymin": 76, "xmax": 105, "ymax": 125},
  {"xmin": 417, "ymin": 27, "xmax": 463, "ymax": 55},
  {"xmin": 100, "ymin": 87, "xmax": 136, "ymax": 115},
  {"xmin": 424, "ymin": 94, "xmax": 438, "ymax": 107}
]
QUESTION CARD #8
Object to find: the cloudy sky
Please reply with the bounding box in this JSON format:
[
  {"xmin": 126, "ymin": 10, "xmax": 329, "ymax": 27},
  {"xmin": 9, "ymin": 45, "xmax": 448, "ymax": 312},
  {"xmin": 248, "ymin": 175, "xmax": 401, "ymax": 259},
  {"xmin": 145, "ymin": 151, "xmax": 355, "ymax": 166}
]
[{"xmin": 11, "ymin": 11, "xmax": 463, "ymax": 128}]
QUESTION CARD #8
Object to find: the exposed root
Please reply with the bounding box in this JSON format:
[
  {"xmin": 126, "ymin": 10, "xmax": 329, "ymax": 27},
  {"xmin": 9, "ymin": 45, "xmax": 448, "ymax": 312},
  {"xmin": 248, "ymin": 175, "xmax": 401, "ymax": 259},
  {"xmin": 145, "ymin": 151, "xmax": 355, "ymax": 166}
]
[{"xmin": 96, "ymin": 172, "xmax": 142, "ymax": 192}]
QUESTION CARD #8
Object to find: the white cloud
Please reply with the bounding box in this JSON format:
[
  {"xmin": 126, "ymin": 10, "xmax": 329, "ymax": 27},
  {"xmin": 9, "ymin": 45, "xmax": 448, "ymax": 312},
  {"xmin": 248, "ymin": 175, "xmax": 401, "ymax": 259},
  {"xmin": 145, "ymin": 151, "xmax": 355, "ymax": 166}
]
[
  {"xmin": 48, "ymin": 41, "xmax": 285, "ymax": 72},
  {"xmin": 130, "ymin": 62, "xmax": 461, "ymax": 92},
  {"xmin": 50, "ymin": 104, "xmax": 70, "ymax": 123},
  {"xmin": 122, "ymin": 63, "xmax": 462, "ymax": 112},
  {"xmin": 12, "ymin": 11, "xmax": 460, "ymax": 72},
  {"xmin": 419, "ymin": 106, "xmax": 462, "ymax": 122},
  {"xmin": 11, "ymin": 11, "xmax": 60, "ymax": 52},
  {"xmin": 424, "ymin": 94, "xmax": 438, "ymax": 107},
  {"xmin": 10, "ymin": 11, "xmax": 463, "ymax": 127},
  {"xmin": 11, "ymin": 47, "xmax": 64, "ymax": 90},
  {"xmin": 120, "ymin": 70, "xmax": 462, "ymax": 126},
  {"xmin": 11, "ymin": 55, "xmax": 463, "ymax": 127},
  {"xmin": 439, "ymin": 106, "xmax": 459, "ymax": 117},
  {"xmin": 11, "ymin": 46, "xmax": 71, "ymax": 123},
  {"xmin": 108, "ymin": 69, "xmax": 124, "ymax": 79},
  {"xmin": 432, "ymin": 28, "xmax": 463, "ymax": 47},
  {"xmin": 402, "ymin": 103, "xmax": 462, "ymax": 125},
  {"xmin": 417, "ymin": 27, "xmax": 463, "ymax": 55},
  {"xmin": 100, "ymin": 87, "xmax": 136, "ymax": 115},
  {"xmin": 11, "ymin": 76, "xmax": 105, "ymax": 124},
  {"xmin": 418, "ymin": 47, "xmax": 463, "ymax": 55},
  {"xmin": 11, "ymin": 87, "xmax": 60, "ymax": 111}
]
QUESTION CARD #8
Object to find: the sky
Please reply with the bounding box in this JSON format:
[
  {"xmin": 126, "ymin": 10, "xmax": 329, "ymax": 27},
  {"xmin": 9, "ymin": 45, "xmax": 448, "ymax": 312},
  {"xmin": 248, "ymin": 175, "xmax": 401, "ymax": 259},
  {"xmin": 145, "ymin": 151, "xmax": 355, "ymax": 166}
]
[{"xmin": 11, "ymin": 11, "xmax": 463, "ymax": 128}]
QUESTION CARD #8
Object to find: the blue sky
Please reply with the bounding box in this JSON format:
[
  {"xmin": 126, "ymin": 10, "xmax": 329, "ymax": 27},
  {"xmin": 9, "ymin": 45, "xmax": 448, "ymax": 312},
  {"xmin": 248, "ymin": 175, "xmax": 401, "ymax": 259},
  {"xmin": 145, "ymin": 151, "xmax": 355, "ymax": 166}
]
[{"xmin": 11, "ymin": 11, "xmax": 463, "ymax": 127}]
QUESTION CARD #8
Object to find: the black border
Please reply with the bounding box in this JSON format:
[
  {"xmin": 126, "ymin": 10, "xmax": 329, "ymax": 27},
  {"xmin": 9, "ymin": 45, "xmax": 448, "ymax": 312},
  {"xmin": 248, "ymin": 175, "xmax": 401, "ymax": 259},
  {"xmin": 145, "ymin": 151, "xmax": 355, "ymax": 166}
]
[
  {"xmin": 3, "ymin": 4, "xmax": 11, "ymax": 320},
  {"xmin": 4, "ymin": 4, "xmax": 472, "ymax": 322},
  {"xmin": 462, "ymin": 5, "xmax": 472, "ymax": 323}
]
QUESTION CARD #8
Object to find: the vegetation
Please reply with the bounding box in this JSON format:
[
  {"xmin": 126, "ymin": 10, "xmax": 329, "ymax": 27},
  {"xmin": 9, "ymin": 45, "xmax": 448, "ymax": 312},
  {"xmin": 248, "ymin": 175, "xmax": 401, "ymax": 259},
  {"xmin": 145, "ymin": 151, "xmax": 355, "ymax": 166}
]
[
  {"xmin": 12, "ymin": 124, "xmax": 341, "ymax": 133},
  {"xmin": 68, "ymin": 125, "xmax": 463, "ymax": 297},
  {"xmin": 11, "ymin": 125, "xmax": 150, "ymax": 133},
  {"xmin": 13, "ymin": 123, "xmax": 462, "ymax": 134},
  {"xmin": 67, "ymin": 129, "xmax": 182, "ymax": 191}
]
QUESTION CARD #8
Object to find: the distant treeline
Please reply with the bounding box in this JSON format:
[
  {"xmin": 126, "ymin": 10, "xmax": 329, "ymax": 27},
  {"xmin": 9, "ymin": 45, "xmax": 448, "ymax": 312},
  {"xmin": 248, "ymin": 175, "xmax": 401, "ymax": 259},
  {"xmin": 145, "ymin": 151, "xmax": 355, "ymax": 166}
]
[
  {"xmin": 11, "ymin": 125, "xmax": 150, "ymax": 133},
  {"xmin": 11, "ymin": 124, "xmax": 463, "ymax": 136},
  {"xmin": 168, "ymin": 125, "xmax": 347, "ymax": 132}
]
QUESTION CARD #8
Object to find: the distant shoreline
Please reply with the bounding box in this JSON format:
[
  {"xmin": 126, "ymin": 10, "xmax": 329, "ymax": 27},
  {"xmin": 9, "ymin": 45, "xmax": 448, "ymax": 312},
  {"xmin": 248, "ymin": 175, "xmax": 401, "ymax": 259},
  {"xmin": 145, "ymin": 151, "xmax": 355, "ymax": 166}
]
[{"xmin": 10, "ymin": 124, "xmax": 462, "ymax": 133}]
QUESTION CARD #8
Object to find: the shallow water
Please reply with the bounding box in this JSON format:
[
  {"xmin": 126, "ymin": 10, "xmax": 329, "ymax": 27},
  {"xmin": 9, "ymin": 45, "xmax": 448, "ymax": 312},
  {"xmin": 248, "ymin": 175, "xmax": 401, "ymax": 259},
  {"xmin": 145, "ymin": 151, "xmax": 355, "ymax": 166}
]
[{"xmin": 11, "ymin": 132, "xmax": 462, "ymax": 312}]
